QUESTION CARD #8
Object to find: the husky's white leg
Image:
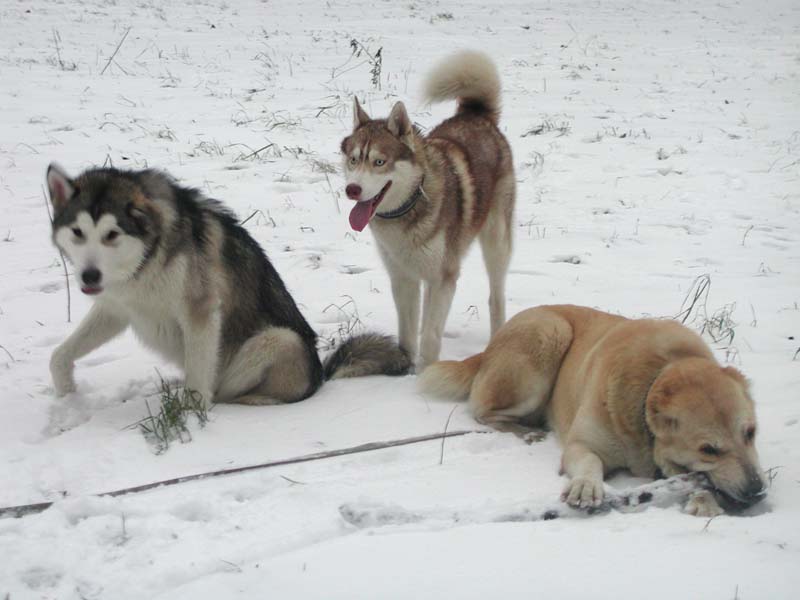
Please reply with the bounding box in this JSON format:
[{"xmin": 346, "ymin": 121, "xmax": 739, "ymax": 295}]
[
  {"xmin": 419, "ymin": 274, "xmax": 457, "ymax": 369},
  {"xmin": 50, "ymin": 303, "xmax": 129, "ymax": 396},
  {"xmin": 216, "ymin": 327, "xmax": 312, "ymax": 404},
  {"xmin": 480, "ymin": 180, "xmax": 513, "ymax": 337},
  {"xmin": 390, "ymin": 270, "xmax": 421, "ymax": 362},
  {"xmin": 181, "ymin": 309, "xmax": 222, "ymax": 408},
  {"xmin": 480, "ymin": 239, "xmax": 509, "ymax": 337}
]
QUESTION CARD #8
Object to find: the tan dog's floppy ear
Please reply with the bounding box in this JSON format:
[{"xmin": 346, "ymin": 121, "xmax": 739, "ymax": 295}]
[
  {"xmin": 46, "ymin": 163, "xmax": 76, "ymax": 214},
  {"xmin": 353, "ymin": 97, "xmax": 370, "ymax": 129},
  {"xmin": 646, "ymin": 382, "xmax": 680, "ymax": 433},
  {"xmin": 722, "ymin": 366, "xmax": 750, "ymax": 388},
  {"xmin": 387, "ymin": 101, "xmax": 413, "ymax": 143}
]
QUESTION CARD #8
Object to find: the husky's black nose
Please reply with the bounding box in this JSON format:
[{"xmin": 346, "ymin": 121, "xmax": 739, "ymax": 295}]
[
  {"xmin": 346, "ymin": 184, "xmax": 362, "ymax": 200},
  {"xmin": 82, "ymin": 268, "xmax": 102, "ymax": 286}
]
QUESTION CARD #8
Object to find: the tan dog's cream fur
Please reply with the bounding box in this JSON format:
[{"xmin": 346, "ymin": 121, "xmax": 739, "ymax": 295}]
[{"xmin": 419, "ymin": 305, "xmax": 767, "ymax": 516}]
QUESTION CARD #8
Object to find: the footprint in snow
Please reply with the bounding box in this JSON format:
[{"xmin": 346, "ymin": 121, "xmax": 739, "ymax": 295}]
[
  {"xmin": 20, "ymin": 566, "xmax": 63, "ymax": 590},
  {"xmin": 42, "ymin": 377, "xmax": 155, "ymax": 437},
  {"xmin": 43, "ymin": 391, "xmax": 93, "ymax": 437},
  {"xmin": 38, "ymin": 281, "xmax": 63, "ymax": 294},
  {"xmin": 339, "ymin": 264, "xmax": 370, "ymax": 274},
  {"xmin": 169, "ymin": 499, "xmax": 216, "ymax": 522},
  {"xmin": 551, "ymin": 254, "xmax": 582, "ymax": 264}
]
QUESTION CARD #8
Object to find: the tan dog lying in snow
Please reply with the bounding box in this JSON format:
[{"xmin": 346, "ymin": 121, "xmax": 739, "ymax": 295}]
[{"xmin": 419, "ymin": 305, "xmax": 767, "ymax": 517}]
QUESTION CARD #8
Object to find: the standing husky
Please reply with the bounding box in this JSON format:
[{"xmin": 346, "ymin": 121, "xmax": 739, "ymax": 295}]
[
  {"xmin": 340, "ymin": 51, "xmax": 515, "ymax": 369},
  {"xmin": 47, "ymin": 164, "xmax": 410, "ymax": 407}
]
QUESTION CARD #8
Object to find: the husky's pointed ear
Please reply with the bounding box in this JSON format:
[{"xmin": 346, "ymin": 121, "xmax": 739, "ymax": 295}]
[
  {"xmin": 387, "ymin": 101, "xmax": 412, "ymax": 141},
  {"xmin": 47, "ymin": 163, "xmax": 76, "ymax": 213},
  {"xmin": 353, "ymin": 97, "xmax": 370, "ymax": 129}
]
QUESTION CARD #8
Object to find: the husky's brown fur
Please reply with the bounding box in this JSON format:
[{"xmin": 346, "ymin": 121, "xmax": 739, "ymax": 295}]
[
  {"xmin": 341, "ymin": 51, "xmax": 515, "ymax": 369},
  {"xmin": 419, "ymin": 305, "xmax": 767, "ymax": 516}
]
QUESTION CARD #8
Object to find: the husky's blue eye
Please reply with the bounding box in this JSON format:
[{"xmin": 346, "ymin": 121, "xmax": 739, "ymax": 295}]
[
  {"xmin": 72, "ymin": 228, "xmax": 84, "ymax": 238},
  {"xmin": 349, "ymin": 157, "xmax": 357, "ymax": 165},
  {"xmin": 374, "ymin": 159, "xmax": 386, "ymax": 166}
]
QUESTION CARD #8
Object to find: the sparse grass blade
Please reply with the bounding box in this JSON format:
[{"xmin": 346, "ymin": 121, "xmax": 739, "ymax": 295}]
[
  {"xmin": 673, "ymin": 274, "xmax": 738, "ymax": 355},
  {"xmin": 131, "ymin": 375, "xmax": 210, "ymax": 454}
]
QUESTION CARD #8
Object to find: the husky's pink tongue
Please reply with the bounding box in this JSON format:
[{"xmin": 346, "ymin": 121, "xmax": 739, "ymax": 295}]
[{"xmin": 349, "ymin": 200, "xmax": 376, "ymax": 232}]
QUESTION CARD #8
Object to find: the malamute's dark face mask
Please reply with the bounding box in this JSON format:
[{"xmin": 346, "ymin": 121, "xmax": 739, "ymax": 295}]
[{"xmin": 47, "ymin": 163, "xmax": 160, "ymax": 296}]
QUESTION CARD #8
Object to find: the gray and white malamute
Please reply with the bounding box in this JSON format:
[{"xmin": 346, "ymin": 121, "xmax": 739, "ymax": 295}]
[
  {"xmin": 47, "ymin": 164, "xmax": 410, "ymax": 407},
  {"xmin": 340, "ymin": 50, "xmax": 516, "ymax": 370}
]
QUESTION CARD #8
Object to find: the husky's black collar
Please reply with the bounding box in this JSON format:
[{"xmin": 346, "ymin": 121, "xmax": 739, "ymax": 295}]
[{"xmin": 376, "ymin": 178, "xmax": 424, "ymax": 220}]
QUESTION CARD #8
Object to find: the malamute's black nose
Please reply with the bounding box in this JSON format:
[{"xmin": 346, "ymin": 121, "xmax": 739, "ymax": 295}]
[
  {"xmin": 82, "ymin": 267, "xmax": 102, "ymax": 286},
  {"xmin": 346, "ymin": 184, "xmax": 362, "ymax": 200}
]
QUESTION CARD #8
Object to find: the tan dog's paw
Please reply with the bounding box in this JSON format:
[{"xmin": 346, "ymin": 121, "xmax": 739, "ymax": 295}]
[
  {"xmin": 561, "ymin": 477, "xmax": 604, "ymax": 508},
  {"xmin": 684, "ymin": 490, "xmax": 724, "ymax": 518}
]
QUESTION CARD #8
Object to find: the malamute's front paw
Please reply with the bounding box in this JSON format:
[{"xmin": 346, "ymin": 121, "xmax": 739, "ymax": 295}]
[
  {"xmin": 684, "ymin": 490, "xmax": 724, "ymax": 518},
  {"xmin": 184, "ymin": 385, "xmax": 214, "ymax": 411},
  {"xmin": 50, "ymin": 350, "xmax": 76, "ymax": 397},
  {"xmin": 562, "ymin": 477, "xmax": 604, "ymax": 509}
]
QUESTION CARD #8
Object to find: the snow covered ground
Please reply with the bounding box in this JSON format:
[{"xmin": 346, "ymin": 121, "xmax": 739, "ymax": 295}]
[{"xmin": 1, "ymin": 0, "xmax": 799, "ymax": 597}]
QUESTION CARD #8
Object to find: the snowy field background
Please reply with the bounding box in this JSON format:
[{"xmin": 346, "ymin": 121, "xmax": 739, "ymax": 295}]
[{"xmin": 1, "ymin": 0, "xmax": 799, "ymax": 597}]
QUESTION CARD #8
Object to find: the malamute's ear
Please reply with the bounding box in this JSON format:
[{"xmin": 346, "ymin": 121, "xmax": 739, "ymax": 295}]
[
  {"xmin": 46, "ymin": 163, "xmax": 76, "ymax": 213},
  {"xmin": 387, "ymin": 101, "xmax": 412, "ymax": 143},
  {"xmin": 353, "ymin": 97, "xmax": 370, "ymax": 129}
]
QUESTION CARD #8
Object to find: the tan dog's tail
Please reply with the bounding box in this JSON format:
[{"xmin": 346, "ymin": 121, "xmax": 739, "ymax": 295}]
[
  {"xmin": 418, "ymin": 353, "xmax": 483, "ymax": 400},
  {"xmin": 423, "ymin": 50, "xmax": 501, "ymax": 124}
]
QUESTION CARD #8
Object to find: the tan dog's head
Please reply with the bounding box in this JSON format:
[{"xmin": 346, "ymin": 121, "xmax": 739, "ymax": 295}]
[{"xmin": 646, "ymin": 358, "xmax": 766, "ymax": 509}]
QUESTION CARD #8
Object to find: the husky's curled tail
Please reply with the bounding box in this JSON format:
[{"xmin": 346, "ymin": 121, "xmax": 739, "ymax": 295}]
[{"xmin": 423, "ymin": 50, "xmax": 502, "ymax": 124}]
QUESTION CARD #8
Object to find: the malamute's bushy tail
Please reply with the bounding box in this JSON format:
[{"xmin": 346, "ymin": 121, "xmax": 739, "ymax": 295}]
[
  {"xmin": 417, "ymin": 353, "xmax": 483, "ymax": 400},
  {"xmin": 323, "ymin": 333, "xmax": 412, "ymax": 380},
  {"xmin": 423, "ymin": 50, "xmax": 501, "ymax": 124}
]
